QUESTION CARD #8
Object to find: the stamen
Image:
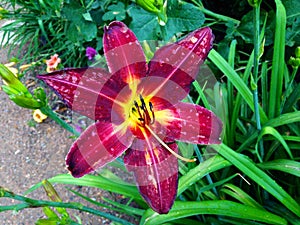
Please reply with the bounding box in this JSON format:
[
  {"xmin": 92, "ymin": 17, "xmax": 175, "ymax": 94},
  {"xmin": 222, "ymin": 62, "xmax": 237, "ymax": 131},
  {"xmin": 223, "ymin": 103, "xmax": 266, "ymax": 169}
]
[
  {"xmin": 149, "ymin": 102, "xmax": 155, "ymax": 124},
  {"xmin": 140, "ymin": 95, "xmax": 146, "ymax": 110},
  {"xmin": 145, "ymin": 124, "xmax": 196, "ymax": 163},
  {"xmin": 149, "ymin": 102, "xmax": 153, "ymax": 111}
]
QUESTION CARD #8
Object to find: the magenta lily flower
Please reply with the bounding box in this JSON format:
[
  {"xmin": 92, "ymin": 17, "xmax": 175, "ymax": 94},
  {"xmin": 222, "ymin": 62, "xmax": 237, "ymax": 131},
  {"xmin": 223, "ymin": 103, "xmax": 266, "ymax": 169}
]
[{"xmin": 38, "ymin": 21, "xmax": 222, "ymax": 214}]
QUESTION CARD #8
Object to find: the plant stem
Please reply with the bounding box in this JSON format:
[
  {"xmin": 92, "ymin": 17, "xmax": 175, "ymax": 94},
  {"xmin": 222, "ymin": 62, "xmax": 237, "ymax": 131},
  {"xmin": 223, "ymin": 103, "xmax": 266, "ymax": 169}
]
[
  {"xmin": 190, "ymin": 0, "xmax": 240, "ymax": 25},
  {"xmin": 252, "ymin": 3, "xmax": 264, "ymax": 159},
  {"xmin": 40, "ymin": 106, "xmax": 80, "ymax": 137},
  {"xmin": 0, "ymin": 189, "xmax": 134, "ymax": 225}
]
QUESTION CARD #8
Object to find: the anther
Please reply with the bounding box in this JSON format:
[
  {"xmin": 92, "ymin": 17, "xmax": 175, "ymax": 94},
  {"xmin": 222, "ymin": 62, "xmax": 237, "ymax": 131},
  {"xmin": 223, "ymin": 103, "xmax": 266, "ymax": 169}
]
[
  {"xmin": 149, "ymin": 102, "xmax": 155, "ymax": 124},
  {"xmin": 134, "ymin": 100, "xmax": 139, "ymax": 108},
  {"xmin": 139, "ymin": 95, "xmax": 146, "ymax": 110},
  {"xmin": 149, "ymin": 102, "xmax": 153, "ymax": 111}
]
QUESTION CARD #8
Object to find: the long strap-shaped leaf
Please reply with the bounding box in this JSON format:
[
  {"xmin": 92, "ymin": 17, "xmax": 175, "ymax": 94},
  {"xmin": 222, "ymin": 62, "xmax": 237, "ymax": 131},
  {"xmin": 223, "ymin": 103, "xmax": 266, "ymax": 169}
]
[
  {"xmin": 25, "ymin": 174, "xmax": 142, "ymax": 201},
  {"xmin": 140, "ymin": 200, "xmax": 287, "ymax": 225},
  {"xmin": 178, "ymin": 155, "xmax": 231, "ymax": 195},
  {"xmin": 268, "ymin": 0, "xmax": 286, "ymax": 118},
  {"xmin": 214, "ymin": 143, "xmax": 300, "ymax": 217},
  {"xmin": 208, "ymin": 49, "xmax": 268, "ymax": 124}
]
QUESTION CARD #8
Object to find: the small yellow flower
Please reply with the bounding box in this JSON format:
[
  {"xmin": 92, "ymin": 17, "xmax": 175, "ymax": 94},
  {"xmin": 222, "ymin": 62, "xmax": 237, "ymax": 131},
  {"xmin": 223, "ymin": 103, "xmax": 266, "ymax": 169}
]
[
  {"xmin": 33, "ymin": 109, "xmax": 48, "ymax": 123},
  {"xmin": 46, "ymin": 54, "xmax": 61, "ymax": 72}
]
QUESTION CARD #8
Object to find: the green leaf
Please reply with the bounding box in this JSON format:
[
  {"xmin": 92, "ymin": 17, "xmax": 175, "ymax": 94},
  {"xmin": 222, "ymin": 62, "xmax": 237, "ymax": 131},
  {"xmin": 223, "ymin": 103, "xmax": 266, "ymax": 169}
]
[
  {"xmin": 213, "ymin": 143, "xmax": 300, "ymax": 217},
  {"xmin": 268, "ymin": 0, "xmax": 286, "ymax": 118},
  {"xmin": 265, "ymin": 201, "xmax": 300, "ymax": 225},
  {"xmin": 221, "ymin": 184, "xmax": 264, "ymax": 210},
  {"xmin": 164, "ymin": 0, "xmax": 205, "ymax": 40},
  {"xmin": 258, "ymin": 159, "xmax": 300, "ymax": 177},
  {"xmin": 129, "ymin": 0, "xmax": 205, "ymax": 41},
  {"xmin": 286, "ymin": 17, "xmax": 300, "ymax": 47},
  {"xmin": 208, "ymin": 49, "xmax": 268, "ymax": 124},
  {"xmin": 62, "ymin": 1, "xmax": 97, "ymax": 42},
  {"xmin": 178, "ymin": 155, "xmax": 231, "ymax": 195},
  {"xmin": 282, "ymin": 0, "xmax": 300, "ymax": 22},
  {"xmin": 102, "ymin": 2, "xmax": 126, "ymax": 21},
  {"xmin": 265, "ymin": 111, "xmax": 300, "ymax": 127},
  {"xmin": 140, "ymin": 200, "xmax": 287, "ymax": 225},
  {"xmin": 257, "ymin": 126, "xmax": 293, "ymax": 159},
  {"xmin": 128, "ymin": 6, "xmax": 160, "ymax": 40},
  {"xmin": 282, "ymin": 83, "xmax": 300, "ymax": 113},
  {"xmin": 82, "ymin": 12, "xmax": 93, "ymax": 21},
  {"xmin": 25, "ymin": 174, "xmax": 142, "ymax": 201}
]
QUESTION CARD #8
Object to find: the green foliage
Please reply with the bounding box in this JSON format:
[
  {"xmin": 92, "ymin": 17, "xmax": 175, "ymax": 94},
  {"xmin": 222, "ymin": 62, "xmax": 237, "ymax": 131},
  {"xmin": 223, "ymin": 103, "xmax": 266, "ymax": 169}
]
[
  {"xmin": 102, "ymin": 2, "xmax": 126, "ymax": 21},
  {"xmin": 129, "ymin": 0, "xmax": 205, "ymax": 41}
]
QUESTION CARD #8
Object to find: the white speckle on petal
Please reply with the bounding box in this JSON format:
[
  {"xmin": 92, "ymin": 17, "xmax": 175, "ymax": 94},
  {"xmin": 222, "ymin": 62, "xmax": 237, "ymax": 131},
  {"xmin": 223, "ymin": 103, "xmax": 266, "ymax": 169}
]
[
  {"xmin": 190, "ymin": 36, "xmax": 198, "ymax": 43},
  {"xmin": 120, "ymin": 26, "xmax": 128, "ymax": 33}
]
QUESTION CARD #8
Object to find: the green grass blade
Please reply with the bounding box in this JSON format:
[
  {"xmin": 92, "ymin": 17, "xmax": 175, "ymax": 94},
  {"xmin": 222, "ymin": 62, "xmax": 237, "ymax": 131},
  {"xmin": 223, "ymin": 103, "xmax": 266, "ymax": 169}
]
[
  {"xmin": 178, "ymin": 155, "xmax": 231, "ymax": 195},
  {"xmin": 266, "ymin": 201, "xmax": 300, "ymax": 225},
  {"xmin": 140, "ymin": 200, "xmax": 287, "ymax": 225},
  {"xmin": 283, "ymin": 82, "xmax": 300, "ymax": 113},
  {"xmin": 261, "ymin": 61, "xmax": 268, "ymax": 113},
  {"xmin": 192, "ymin": 80, "xmax": 211, "ymax": 109},
  {"xmin": 258, "ymin": 159, "xmax": 300, "ymax": 177},
  {"xmin": 25, "ymin": 174, "xmax": 142, "ymax": 201},
  {"xmin": 221, "ymin": 184, "xmax": 265, "ymax": 210},
  {"xmin": 265, "ymin": 111, "xmax": 300, "ymax": 127},
  {"xmin": 208, "ymin": 49, "xmax": 268, "ymax": 124},
  {"xmin": 102, "ymin": 197, "xmax": 145, "ymax": 216},
  {"xmin": 213, "ymin": 143, "xmax": 300, "ymax": 217},
  {"xmin": 257, "ymin": 126, "xmax": 293, "ymax": 160},
  {"xmin": 268, "ymin": 0, "xmax": 286, "ymax": 118}
]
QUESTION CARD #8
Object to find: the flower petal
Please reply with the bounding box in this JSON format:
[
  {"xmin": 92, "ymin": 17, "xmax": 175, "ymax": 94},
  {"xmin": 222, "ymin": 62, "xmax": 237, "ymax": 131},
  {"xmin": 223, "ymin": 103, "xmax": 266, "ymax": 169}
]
[
  {"xmin": 157, "ymin": 102, "xmax": 222, "ymax": 144},
  {"xmin": 66, "ymin": 121, "xmax": 133, "ymax": 178},
  {"xmin": 147, "ymin": 27, "xmax": 214, "ymax": 101},
  {"xmin": 103, "ymin": 21, "xmax": 147, "ymax": 83},
  {"xmin": 38, "ymin": 68, "xmax": 124, "ymax": 121},
  {"xmin": 124, "ymin": 139, "xmax": 178, "ymax": 214}
]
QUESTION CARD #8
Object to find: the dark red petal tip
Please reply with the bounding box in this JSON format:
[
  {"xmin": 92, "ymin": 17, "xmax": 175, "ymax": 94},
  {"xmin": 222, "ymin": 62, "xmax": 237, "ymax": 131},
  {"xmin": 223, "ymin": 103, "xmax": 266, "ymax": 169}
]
[
  {"xmin": 103, "ymin": 21, "xmax": 147, "ymax": 79},
  {"xmin": 148, "ymin": 27, "xmax": 214, "ymax": 102},
  {"xmin": 66, "ymin": 122, "xmax": 133, "ymax": 178},
  {"xmin": 37, "ymin": 68, "xmax": 117, "ymax": 121},
  {"xmin": 124, "ymin": 141, "xmax": 178, "ymax": 214},
  {"xmin": 177, "ymin": 27, "xmax": 214, "ymax": 60}
]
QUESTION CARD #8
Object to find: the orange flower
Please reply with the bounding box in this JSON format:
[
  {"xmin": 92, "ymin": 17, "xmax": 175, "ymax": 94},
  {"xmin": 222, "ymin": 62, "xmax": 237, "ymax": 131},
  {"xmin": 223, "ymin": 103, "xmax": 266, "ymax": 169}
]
[{"xmin": 46, "ymin": 54, "xmax": 61, "ymax": 72}]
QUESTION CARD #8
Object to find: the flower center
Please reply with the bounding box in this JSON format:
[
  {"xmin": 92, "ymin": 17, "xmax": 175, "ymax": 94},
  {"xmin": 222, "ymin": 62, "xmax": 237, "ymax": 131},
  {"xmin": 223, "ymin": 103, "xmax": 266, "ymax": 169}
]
[
  {"xmin": 130, "ymin": 94, "xmax": 155, "ymax": 127},
  {"xmin": 127, "ymin": 94, "xmax": 196, "ymax": 163}
]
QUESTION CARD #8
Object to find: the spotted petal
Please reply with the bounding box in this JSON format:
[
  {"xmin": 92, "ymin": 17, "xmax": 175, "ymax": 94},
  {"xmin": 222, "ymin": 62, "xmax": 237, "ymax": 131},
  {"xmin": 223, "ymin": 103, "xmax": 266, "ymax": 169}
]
[
  {"xmin": 38, "ymin": 68, "xmax": 125, "ymax": 121},
  {"xmin": 166, "ymin": 102, "xmax": 223, "ymax": 144},
  {"xmin": 103, "ymin": 21, "xmax": 147, "ymax": 83},
  {"xmin": 124, "ymin": 139, "xmax": 178, "ymax": 214},
  {"xmin": 147, "ymin": 27, "xmax": 214, "ymax": 102},
  {"xmin": 66, "ymin": 121, "xmax": 134, "ymax": 177}
]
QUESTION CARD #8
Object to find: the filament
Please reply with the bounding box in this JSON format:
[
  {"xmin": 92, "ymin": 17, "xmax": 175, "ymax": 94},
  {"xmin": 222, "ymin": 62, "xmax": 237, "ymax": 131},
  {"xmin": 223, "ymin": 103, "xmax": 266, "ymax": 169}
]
[{"xmin": 145, "ymin": 124, "xmax": 196, "ymax": 163}]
